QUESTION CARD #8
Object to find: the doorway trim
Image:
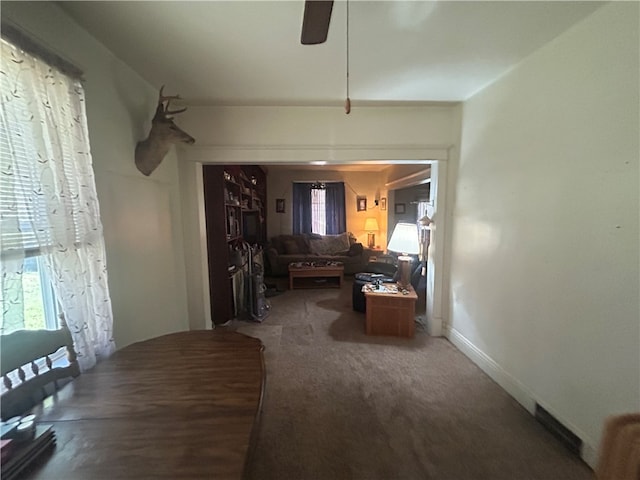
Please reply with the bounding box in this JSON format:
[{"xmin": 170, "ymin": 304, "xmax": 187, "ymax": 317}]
[
  {"xmin": 382, "ymin": 161, "xmax": 446, "ymax": 336},
  {"xmin": 185, "ymin": 155, "xmax": 448, "ymax": 335}
]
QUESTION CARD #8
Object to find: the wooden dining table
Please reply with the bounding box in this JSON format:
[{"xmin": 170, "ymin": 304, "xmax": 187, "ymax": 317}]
[{"xmin": 20, "ymin": 329, "xmax": 265, "ymax": 480}]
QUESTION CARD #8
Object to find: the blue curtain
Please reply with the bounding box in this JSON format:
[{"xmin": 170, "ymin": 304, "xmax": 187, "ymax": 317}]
[
  {"xmin": 325, "ymin": 182, "xmax": 346, "ymax": 234},
  {"xmin": 292, "ymin": 182, "xmax": 345, "ymax": 235},
  {"xmin": 292, "ymin": 183, "xmax": 312, "ymax": 234}
]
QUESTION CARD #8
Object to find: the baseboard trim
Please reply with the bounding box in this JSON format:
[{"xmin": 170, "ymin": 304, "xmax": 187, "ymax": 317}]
[
  {"xmin": 445, "ymin": 325, "xmax": 597, "ymax": 469},
  {"xmin": 581, "ymin": 440, "xmax": 599, "ymax": 470},
  {"xmin": 445, "ymin": 326, "xmax": 536, "ymax": 413}
]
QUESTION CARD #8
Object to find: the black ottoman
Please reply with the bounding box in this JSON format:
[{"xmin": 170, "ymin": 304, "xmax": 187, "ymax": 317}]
[{"xmin": 352, "ymin": 272, "xmax": 395, "ymax": 313}]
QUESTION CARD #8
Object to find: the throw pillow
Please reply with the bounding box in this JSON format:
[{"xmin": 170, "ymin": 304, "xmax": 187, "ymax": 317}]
[
  {"xmin": 295, "ymin": 235, "xmax": 311, "ymax": 254},
  {"xmin": 308, "ymin": 233, "xmax": 351, "ymax": 255},
  {"xmin": 328, "ymin": 232, "xmax": 351, "ymax": 253},
  {"xmin": 309, "ymin": 238, "xmax": 330, "ymax": 255}
]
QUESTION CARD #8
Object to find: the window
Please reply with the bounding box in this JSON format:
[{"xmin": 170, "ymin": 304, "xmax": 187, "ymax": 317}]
[
  {"xmin": 292, "ymin": 182, "xmax": 346, "ymax": 235},
  {"xmin": 311, "ymin": 188, "xmax": 326, "ymax": 235},
  {"xmin": 0, "ymin": 36, "xmax": 115, "ymax": 370},
  {"xmin": 22, "ymin": 257, "xmax": 60, "ymax": 330},
  {"xmin": 0, "ymin": 41, "xmax": 63, "ymax": 334}
]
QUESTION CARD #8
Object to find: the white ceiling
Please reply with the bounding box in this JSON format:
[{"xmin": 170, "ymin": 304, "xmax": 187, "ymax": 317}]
[{"xmin": 59, "ymin": 1, "xmax": 603, "ymax": 106}]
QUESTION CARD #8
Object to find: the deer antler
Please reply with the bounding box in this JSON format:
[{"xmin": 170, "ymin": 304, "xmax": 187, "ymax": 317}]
[
  {"xmin": 155, "ymin": 85, "xmax": 187, "ymax": 118},
  {"xmin": 165, "ymin": 106, "xmax": 187, "ymax": 115},
  {"xmin": 159, "ymin": 85, "xmax": 181, "ymax": 103}
]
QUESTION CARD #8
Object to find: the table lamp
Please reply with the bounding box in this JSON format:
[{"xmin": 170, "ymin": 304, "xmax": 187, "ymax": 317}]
[
  {"xmin": 387, "ymin": 222, "xmax": 420, "ymax": 289},
  {"xmin": 364, "ymin": 217, "xmax": 379, "ymax": 248}
]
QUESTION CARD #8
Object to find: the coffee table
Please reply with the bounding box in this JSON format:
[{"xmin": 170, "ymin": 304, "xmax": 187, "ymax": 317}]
[{"xmin": 288, "ymin": 262, "xmax": 344, "ymax": 290}]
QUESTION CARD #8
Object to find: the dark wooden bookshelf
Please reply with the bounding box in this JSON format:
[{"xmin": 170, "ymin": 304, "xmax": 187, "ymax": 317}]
[{"xmin": 202, "ymin": 165, "xmax": 267, "ymax": 325}]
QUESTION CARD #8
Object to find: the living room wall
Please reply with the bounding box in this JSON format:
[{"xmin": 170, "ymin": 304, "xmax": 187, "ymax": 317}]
[
  {"xmin": 265, "ymin": 166, "xmax": 432, "ymax": 249},
  {"xmin": 3, "ymin": 3, "xmax": 191, "ymax": 349},
  {"xmin": 389, "ymin": 183, "xmax": 431, "ymax": 227},
  {"xmin": 448, "ymin": 2, "xmax": 639, "ymax": 466},
  {"xmin": 266, "ymin": 168, "xmax": 384, "ymax": 245}
]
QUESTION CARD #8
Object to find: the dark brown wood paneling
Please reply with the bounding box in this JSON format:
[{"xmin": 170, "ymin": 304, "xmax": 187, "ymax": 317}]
[{"xmin": 202, "ymin": 165, "xmax": 268, "ymax": 325}]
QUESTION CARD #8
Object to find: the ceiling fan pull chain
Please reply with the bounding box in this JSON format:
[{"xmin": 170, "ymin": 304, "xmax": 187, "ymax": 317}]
[{"xmin": 345, "ymin": 0, "xmax": 351, "ymax": 114}]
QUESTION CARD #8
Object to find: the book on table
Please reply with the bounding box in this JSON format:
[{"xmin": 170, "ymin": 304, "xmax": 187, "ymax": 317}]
[{"xmin": 1, "ymin": 424, "xmax": 56, "ymax": 480}]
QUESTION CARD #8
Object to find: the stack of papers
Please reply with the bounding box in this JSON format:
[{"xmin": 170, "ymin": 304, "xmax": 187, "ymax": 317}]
[{"xmin": 362, "ymin": 283, "xmax": 399, "ymax": 294}]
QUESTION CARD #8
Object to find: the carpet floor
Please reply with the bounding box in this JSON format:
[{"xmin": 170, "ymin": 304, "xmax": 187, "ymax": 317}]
[{"xmin": 229, "ymin": 278, "xmax": 593, "ymax": 480}]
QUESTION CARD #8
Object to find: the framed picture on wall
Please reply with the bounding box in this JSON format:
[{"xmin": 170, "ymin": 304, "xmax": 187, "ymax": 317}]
[
  {"xmin": 394, "ymin": 203, "xmax": 406, "ymax": 214},
  {"xmin": 357, "ymin": 196, "xmax": 367, "ymax": 212},
  {"xmin": 380, "ymin": 198, "xmax": 387, "ymax": 211},
  {"xmin": 276, "ymin": 198, "xmax": 285, "ymax": 213}
]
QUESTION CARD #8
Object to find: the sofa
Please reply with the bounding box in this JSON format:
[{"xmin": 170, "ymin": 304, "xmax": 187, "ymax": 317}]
[{"xmin": 265, "ymin": 232, "xmax": 373, "ymax": 276}]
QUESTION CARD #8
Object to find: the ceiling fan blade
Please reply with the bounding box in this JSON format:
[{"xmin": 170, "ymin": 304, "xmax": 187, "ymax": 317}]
[{"xmin": 301, "ymin": 0, "xmax": 334, "ymax": 45}]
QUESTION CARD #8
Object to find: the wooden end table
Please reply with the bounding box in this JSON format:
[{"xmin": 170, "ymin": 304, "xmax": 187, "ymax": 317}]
[
  {"xmin": 364, "ymin": 284, "xmax": 417, "ymax": 337},
  {"xmin": 288, "ymin": 262, "xmax": 344, "ymax": 290}
]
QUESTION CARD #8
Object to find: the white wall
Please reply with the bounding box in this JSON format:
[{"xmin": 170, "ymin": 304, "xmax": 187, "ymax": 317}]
[
  {"xmin": 178, "ymin": 105, "xmax": 455, "ymax": 163},
  {"xmin": 448, "ymin": 3, "xmax": 639, "ymax": 466},
  {"xmin": 3, "ymin": 3, "xmax": 190, "ymax": 348}
]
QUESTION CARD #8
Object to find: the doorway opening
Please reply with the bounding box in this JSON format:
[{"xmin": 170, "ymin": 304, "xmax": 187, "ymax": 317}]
[{"xmin": 195, "ymin": 160, "xmax": 446, "ymax": 335}]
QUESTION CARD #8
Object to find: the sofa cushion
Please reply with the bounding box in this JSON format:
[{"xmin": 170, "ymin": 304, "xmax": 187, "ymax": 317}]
[
  {"xmin": 308, "ymin": 232, "xmax": 351, "ymax": 255},
  {"xmin": 270, "ymin": 234, "xmax": 310, "ymax": 254},
  {"xmin": 308, "ymin": 238, "xmax": 329, "ymax": 254},
  {"xmin": 335, "ymin": 242, "xmax": 364, "ymax": 257},
  {"xmin": 283, "ymin": 239, "xmax": 300, "ymax": 254}
]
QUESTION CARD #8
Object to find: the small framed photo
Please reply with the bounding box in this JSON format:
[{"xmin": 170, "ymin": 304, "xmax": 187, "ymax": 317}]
[
  {"xmin": 380, "ymin": 198, "xmax": 387, "ymax": 211},
  {"xmin": 394, "ymin": 203, "xmax": 406, "ymax": 214},
  {"xmin": 357, "ymin": 196, "xmax": 367, "ymax": 212},
  {"xmin": 276, "ymin": 198, "xmax": 285, "ymax": 213}
]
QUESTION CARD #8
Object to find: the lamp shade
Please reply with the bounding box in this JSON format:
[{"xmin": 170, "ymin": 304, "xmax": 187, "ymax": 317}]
[
  {"xmin": 364, "ymin": 217, "xmax": 379, "ymax": 232},
  {"xmin": 387, "ymin": 223, "xmax": 420, "ymax": 255}
]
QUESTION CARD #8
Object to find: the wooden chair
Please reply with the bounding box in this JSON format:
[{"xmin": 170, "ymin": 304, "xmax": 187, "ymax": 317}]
[
  {"xmin": 1, "ymin": 327, "xmax": 80, "ymax": 420},
  {"xmin": 595, "ymin": 413, "xmax": 640, "ymax": 480}
]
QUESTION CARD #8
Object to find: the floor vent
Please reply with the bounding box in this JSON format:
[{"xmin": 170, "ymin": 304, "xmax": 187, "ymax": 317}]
[{"xmin": 535, "ymin": 404, "xmax": 582, "ymax": 455}]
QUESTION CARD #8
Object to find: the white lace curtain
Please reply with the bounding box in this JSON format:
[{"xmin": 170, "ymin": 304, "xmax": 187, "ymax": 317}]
[{"xmin": 0, "ymin": 38, "xmax": 115, "ymax": 371}]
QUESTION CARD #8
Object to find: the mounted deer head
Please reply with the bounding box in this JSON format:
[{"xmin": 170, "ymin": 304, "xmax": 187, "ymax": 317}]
[{"xmin": 135, "ymin": 86, "xmax": 195, "ymax": 176}]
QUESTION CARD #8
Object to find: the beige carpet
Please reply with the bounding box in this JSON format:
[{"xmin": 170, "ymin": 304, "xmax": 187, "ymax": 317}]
[{"xmin": 230, "ymin": 278, "xmax": 593, "ymax": 480}]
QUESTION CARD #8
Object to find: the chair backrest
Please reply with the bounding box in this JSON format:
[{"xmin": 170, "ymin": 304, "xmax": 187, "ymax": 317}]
[{"xmin": 1, "ymin": 327, "xmax": 80, "ymax": 419}]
